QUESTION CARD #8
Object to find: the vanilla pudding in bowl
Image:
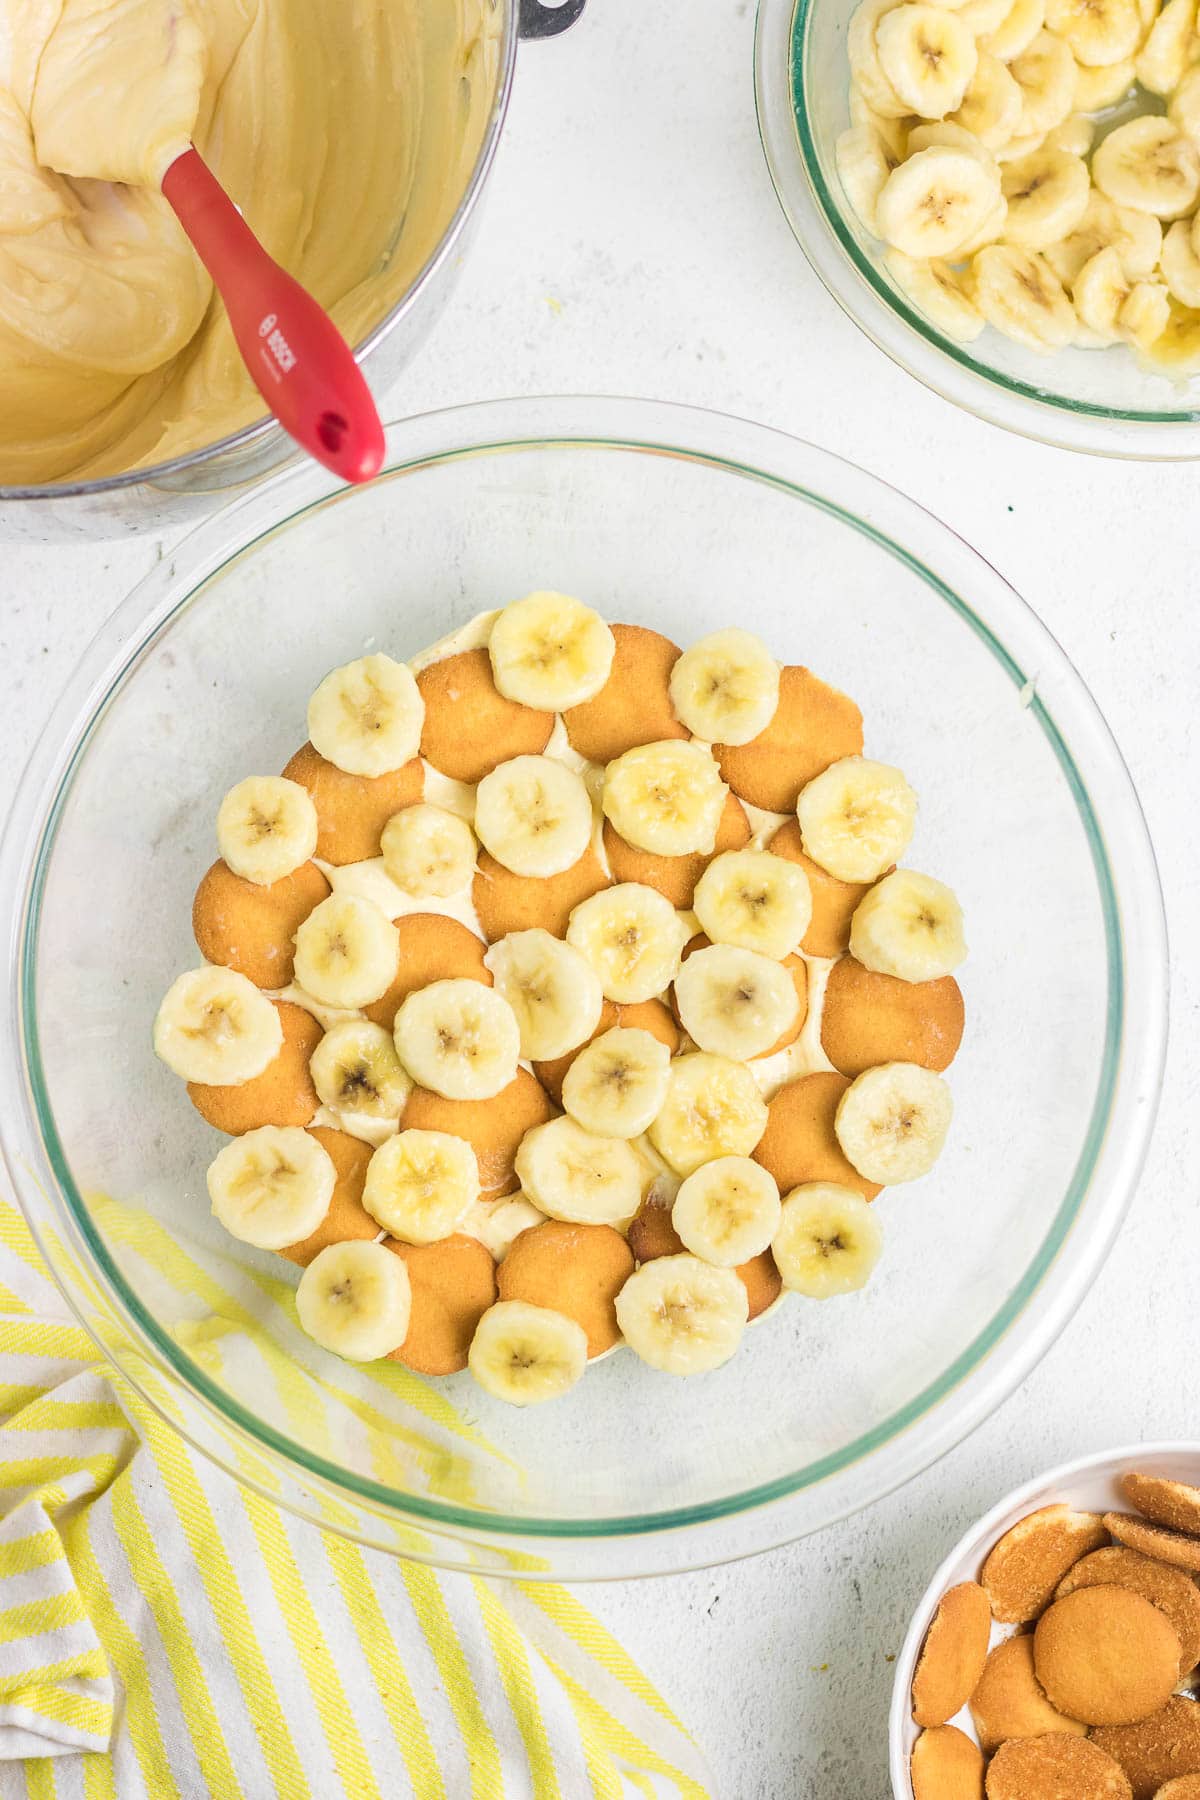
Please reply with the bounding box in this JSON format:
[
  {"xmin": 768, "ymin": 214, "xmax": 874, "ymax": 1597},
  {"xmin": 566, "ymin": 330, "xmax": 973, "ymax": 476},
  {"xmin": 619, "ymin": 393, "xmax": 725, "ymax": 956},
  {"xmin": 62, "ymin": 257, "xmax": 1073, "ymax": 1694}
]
[
  {"xmin": 0, "ymin": 398, "xmax": 1165, "ymax": 1578},
  {"xmin": 0, "ymin": 0, "xmax": 516, "ymax": 535}
]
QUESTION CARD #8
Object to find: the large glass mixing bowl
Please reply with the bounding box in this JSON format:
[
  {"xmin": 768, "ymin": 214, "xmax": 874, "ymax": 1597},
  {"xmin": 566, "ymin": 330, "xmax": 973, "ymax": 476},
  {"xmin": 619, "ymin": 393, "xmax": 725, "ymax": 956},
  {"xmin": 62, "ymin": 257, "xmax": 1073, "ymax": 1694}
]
[
  {"xmin": 756, "ymin": 0, "xmax": 1200, "ymax": 456},
  {"xmin": 0, "ymin": 398, "xmax": 1167, "ymax": 1578}
]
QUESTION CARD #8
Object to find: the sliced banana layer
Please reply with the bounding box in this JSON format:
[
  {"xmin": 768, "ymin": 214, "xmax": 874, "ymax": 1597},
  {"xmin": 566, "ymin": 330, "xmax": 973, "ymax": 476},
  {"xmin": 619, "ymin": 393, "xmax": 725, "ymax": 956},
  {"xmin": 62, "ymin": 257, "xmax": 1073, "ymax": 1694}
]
[
  {"xmin": 693, "ymin": 848, "xmax": 813, "ymax": 960},
  {"xmin": 674, "ymin": 945, "xmax": 800, "ymax": 1061},
  {"xmin": 601, "ymin": 739, "xmax": 728, "ymax": 858},
  {"xmin": 514, "ymin": 1117, "xmax": 644, "ymax": 1225},
  {"xmin": 875, "ymin": 5, "xmax": 979, "ymax": 116},
  {"xmin": 474, "ymin": 755, "xmax": 594, "ymax": 879},
  {"xmin": 667, "ymin": 629, "xmax": 781, "ymax": 745},
  {"xmin": 876, "ymin": 144, "xmax": 1002, "ymax": 255},
  {"xmin": 1009, "ymin": 31, "xmax": 1076, "ymax": 136},
  {"xmin": 614, "ymin": 1255, "xmax": 749, "ymax": 1376},
  {"xmin": 216, "ymin": 776, "xmax": 318, "ymax": 886},
  {"xmin": 468, "ymin": 1300, "xmax": 588, "ymax": 1406},
  {"xmin": 488, "ymin": 592, "xmax": 615, "ymax": 711},
  {"xmin": 982, "ymin": 0, "xmax": 1046, "ymax": 62},
  {"xmin": 208, "ymin": 1125, "xmax": 335, "ymax": 1250},
  {"xmin": 1092, "ymin": 116, "xmax": 1200, "ymax": 218},
  {"xmin": 671, "ymin": 1157, "xmax": 782, "ymax": 1268},
  {"xmin": 647, "ymin": 1052, "xmax": 769, "ymax": 1177},
  {"xmin": 1162, "ymin": 216, "xmax": 1200, "ymax": 304},
  {"xmin": 773, "ymin": 1184, "xmax": 884, "ymax": 1298},
  {"xmin": 296, "ymin": 1241, "xmax": 412, "ymax": 1361},
  {"xmin": 849, "ymin": 869, "xmax": 968, "ymax": 981},
  {"xmin": 293, "ymin": 893, "xmax": 400, "ymax": 1009},
  {"xmin": 1136, "ymin": 0, "xmax": 1196, "ymax": 94},
  {"xmin": 154, "ymin": 967, "xmax": 283, "ymax": 1085},
  {"xmin": 849, "ymin": 0, "xmax": 913, "ymax": 117},
  {"xmin": 567, "ymin": 883, "xmax": 689, "ymax": 1003},
  {"xmin": 309, "ymin": 1018, "xmax": 411, "ymax": 1120},
  {"xmin": 484, "ymin": 928, "xmax": 604, "ymax": 1062},
  {"xmin": 307, "ymin": 654, "xmax": 424, "ymax": 778},
  {"xmin": 797, "ymin": 757, "xmax": 918, "ymax": 883},
  {"xmin": 393, "ymin": 978, "xmax": 521, "ymax": 1101},
  {"xmin": 362, "ymin": 1128, "xmax": 479, "ymax": 1243},
  {"xmin": 835, "ymin": 1061, "xmax": 954, "ymax": 1183},
  {"xmin": 380, "ymin": 804, "xmax": 477, "ymax": 898},
  {"xmin": 560, "ymin": 1027, "xmax": 673, "ymax": 1139}
]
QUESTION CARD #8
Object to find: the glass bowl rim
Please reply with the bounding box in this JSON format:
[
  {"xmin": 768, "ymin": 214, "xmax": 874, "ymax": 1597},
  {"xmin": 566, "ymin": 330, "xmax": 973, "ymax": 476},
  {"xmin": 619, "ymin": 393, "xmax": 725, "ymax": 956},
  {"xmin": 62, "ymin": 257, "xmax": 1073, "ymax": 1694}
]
[
  {"xmin": 1, "ymin": 394, "xmax": 1168, "ymax": 1543},
  {"xmin": 753, "ymin": 0, "xmax": 1200, "ymax": 457}
]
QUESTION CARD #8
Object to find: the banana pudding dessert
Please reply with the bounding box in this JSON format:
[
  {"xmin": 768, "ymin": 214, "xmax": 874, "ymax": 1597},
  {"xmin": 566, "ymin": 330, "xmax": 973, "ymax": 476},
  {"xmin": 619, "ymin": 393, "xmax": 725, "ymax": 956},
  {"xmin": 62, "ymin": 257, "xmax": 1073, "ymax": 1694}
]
[
  {"xmin": 838, "ymin": 0, "xmax": 1200, "ymax": 367},
  {"xmin": 153, "ymin": 593, "xmax": 967, "ymax": 1406}
]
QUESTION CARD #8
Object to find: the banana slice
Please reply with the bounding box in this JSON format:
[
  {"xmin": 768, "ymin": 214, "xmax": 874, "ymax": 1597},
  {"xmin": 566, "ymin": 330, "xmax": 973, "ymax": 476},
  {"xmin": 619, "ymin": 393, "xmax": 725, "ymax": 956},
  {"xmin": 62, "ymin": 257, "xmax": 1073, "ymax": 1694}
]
[
  {"xmin": 292, "ymin": 892, "xmax": 399, "ymax": 1008},
  {"xmin": 468, "ymin": 1300, "xmax": 588, "ymax": 1405},
  {"xmin": 380, "ymin": 804, "xmax": 477, "ymax": 898},
  {"xmin": 1119, "ymin": 275, "xmax": 1171, "ymax": 346},
  {"xmin": 970, "ymin": 244, "xmax": 1078, "ymax": 347},
  {"xmin": 208, "ymin": 1125, "xmax": 335, "ymax": 1249},
  {"xmin": 796, "ymin": 757, "xmax": 918, "ymax": 884},
  {"xmin": 602, "ymin": 739, "xmax": 728, "ymax": 857},
  {"xmin": 982, "ymin": 0, "xmax": 1047, "ymax": 59},
  {"xmin": 835, "ymin": 1061, "xmax": 953, "ymax": 1183},
  {"xmin": 1010, "ymin": 30, "xmax": 1078, "ymax": 135},
  {"xmin": 216, "ymin": 776, "xmax": 318, "ymax": 887},
  {"xmin": 296, "ymin": 1241, "xmax": 412, "ymax": 1362},
  {"xmin": 484, "ymin": 928, "xmax": 604, "ymax": 1061},
  {"xmin": 1041, "ymin": 191, "xmax": 1162, "ymax": 286},
  {"xmin": 1047, "ymin": 113, "xmax": 1094, "ymax": 156},
  {"xmin": 566, "ymin": 882, "xmax": 689, "ymax": 1003},
  {"xmin": 362, "ymin": 1128, "xmax": 479, "ymax": 1243},
  {"xmin": 488, "ymin": 591, "xmax": 615, "ymax": 711},
  {"xmin": 1045, "ymin": 0, "xmax": 1139, "ymax": 62},
  {"xmin": 474, "ymin": 755, "xmax": 593, "ymax": 879},
  {"xmin": 905, "ymin": 120, "xmax": 997, "ymax": 155},
  {"xmin": 839, "ymin": 125, "xmax": 903, "ymax": 231},
  {"xmin": 671, "ymin": 1157, "xmax": 782, "ymax": 1267},
  {"xmin": 849, "ymin": 0, "xmax": 913, "ymax": 117},
  {"xmin": 772, "ymin": 1184, "xmax": 884, "ymax": 1298},
  {"xmin": 955, "ymin": 191, "xmax": 1011, "ymax": 250},
  {"xmin": 1092, "ymin": 116, "xmax": 1200, "ymax": 215},
  {"xmin": 849, "ymin": 869, "xmax": 968, "ymax": 981},
  {"xmin": 1136, "ymin": 0, "xmax": 1196, "ymax": 91},
  {"xmin": 1072, "ymin": 56, "xmax": 1136, "ymax": 105},
  {"xmin": 1161, "ymin": 216, "xmax": 1200, "ymax": 303},
  {"xmin": 1075, "ymin": 244, "xmax": 1160, "ymax": 338},
  {"xmin": 514, "ymin": 1116, "xmax": 644, "ymax": 1225},
  {"xmin": 309, "ymin": 1018, "xmax": 411, "ymax": 1120},
  {"xmin": 1168, "ymin": 64, "xmax": 1200, "ymax": 142},
  {"xmin": 154, "ymin": 966, "xmax": 283, "ymax": 1084},
  {"xmin": 1001, "ymin": 146, "xmax": 1091, "ymax": 244},
  {"xmin": 876, "ymin": 145, "xmax": 1002, "ymax": 254},
  {"xmin": 393, "ymin": 978, "xmax": 521, "ymax": 1100},
  {"xmin": 647, "ymin": 1052, "xmax": 769, "ymax": 1177},
  {"xmin": 614, "ymin": 1255, "xmax": 749, "ymax": 1375},
  {"xmin": 876, "ymin": 5, "xmax": 979, "ymax": 114},
  {"xmin": 953, "ymin": 51, "xmax": 1025, "ymax": 145},
  {"xmin": 560, "ymin": 1027, "xmax": 673, "ymax": 1139},
  {"xmin": 674, "ymin": 944, "xmax": 801, "ymax": 1061},
  {"xmin": 307, "ymin": 654, "xmax": 424, "ymax": 778},
  {"xmin": 668, "ymin": 629, "xmax": 782, "ymax": 745},
  {"xmin": 886, "ymin": 250, "xmax": 988, "ymax": 338},
  {"xmin": 994, "ymin": 130, "xmax": 1047, "ymax": 161},
  {"xmin": 692, "ymin": 848, "xmax": 814, "ymax": 960}
]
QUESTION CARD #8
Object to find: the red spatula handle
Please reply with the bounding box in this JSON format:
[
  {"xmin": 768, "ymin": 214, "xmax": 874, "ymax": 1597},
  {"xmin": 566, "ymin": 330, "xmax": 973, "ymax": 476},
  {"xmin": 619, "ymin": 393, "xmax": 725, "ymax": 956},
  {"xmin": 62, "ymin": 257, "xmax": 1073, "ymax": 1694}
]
[{"xmin": 162, "ymin": 148, "xmax": 385, "ymax": 484}]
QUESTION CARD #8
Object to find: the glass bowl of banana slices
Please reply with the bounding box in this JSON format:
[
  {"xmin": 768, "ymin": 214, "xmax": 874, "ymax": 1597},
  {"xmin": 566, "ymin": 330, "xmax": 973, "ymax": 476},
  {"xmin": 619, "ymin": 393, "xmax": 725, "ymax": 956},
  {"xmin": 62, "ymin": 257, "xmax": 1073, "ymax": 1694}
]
[
  {"xmin": 756, "ymin": 0, "xmax": 1200, "ymax": 453},
  {"xmin": 0, "ymin": 398, "xmax": 1165, "ymax": 1578}
]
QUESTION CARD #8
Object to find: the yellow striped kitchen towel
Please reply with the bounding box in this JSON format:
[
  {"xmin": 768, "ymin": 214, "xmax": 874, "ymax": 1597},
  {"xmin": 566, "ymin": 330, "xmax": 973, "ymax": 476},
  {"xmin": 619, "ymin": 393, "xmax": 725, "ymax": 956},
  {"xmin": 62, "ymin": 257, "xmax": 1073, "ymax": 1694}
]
[{"xmin": 0, "ymin": 1194, "xmax": 712, "ymax": 1799}]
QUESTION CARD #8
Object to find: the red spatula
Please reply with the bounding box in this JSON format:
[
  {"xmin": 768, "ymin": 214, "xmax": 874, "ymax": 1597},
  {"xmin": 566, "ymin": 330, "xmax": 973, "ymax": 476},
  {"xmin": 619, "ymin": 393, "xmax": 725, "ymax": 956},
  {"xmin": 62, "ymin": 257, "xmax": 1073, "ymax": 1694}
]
[{"xmin": 162, "ymin": 148, "xmax": 385, "ymax": 484}]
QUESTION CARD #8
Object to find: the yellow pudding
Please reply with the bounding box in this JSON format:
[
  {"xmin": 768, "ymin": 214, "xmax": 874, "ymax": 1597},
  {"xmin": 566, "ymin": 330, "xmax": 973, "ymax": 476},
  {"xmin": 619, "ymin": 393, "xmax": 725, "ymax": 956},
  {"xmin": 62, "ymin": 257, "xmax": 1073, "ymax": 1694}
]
[{"xmin": 0, "ymin": 0, "xmax": 499, "ymax": 484}]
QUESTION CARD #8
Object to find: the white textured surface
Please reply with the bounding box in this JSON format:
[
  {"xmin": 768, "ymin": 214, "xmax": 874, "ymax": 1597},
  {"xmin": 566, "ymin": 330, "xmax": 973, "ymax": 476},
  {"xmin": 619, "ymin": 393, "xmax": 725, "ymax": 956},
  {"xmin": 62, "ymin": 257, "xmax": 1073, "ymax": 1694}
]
[{"xmin": 2, "ymin": 3, "xmax": 1197, "ymax": 1795}]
